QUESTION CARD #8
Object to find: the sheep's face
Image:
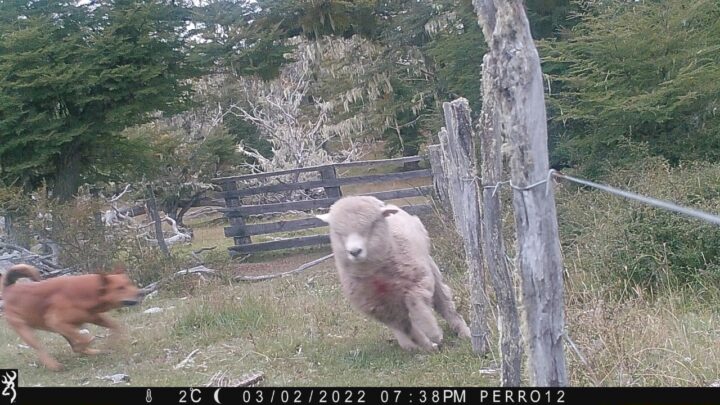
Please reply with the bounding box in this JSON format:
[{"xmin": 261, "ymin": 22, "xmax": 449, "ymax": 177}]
[{"xmin": 317, "ymin": 196, "xmax": 398, "ymax": 264}]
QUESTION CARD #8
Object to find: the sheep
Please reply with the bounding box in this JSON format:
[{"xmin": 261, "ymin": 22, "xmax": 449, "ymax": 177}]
[{"xmin": 317, "ymin": 195, "xmax": 471, "ymax": 352}]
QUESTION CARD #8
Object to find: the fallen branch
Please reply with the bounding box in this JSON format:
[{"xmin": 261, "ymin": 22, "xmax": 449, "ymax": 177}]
[
  {"xmin": 236, "ymin": 372, "xmax": 265, "ymax": 387},
  {"xmin": 234, "ymin": 253, "xmax": 333, "ymax": 282},
  {"xmin": 191, "ymin": 246, "xmax": 217, "ymax": 264},
  {"xmin": 205, "ymin": 371, "xmax": 265, "ymax": 387},
  {"xmin": 0, "ymin": 242, "xmax": 74, "ymax": 277},
  {"xmin": 174, "ymin": 349, "xmax": 200, "ymax": 370},
  {"xmin": 139, "ymin": 265, "xmax": 219, "ymax": 295},
  {"xmin": 563, "ymin": 333, "xmax": 600, "ymax": 386}
]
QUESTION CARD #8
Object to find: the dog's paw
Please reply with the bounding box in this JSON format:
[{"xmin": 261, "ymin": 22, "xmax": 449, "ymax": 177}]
[
  {"xmin": 44, "ymin": 359, "xmax": 64, "ymax": 372},
  {"xmin": 82, "ymin": 348, "xmax": 103, "ymax": 355}
]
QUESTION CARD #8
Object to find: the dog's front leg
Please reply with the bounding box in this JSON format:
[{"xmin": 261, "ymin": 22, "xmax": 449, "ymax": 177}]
[
  {"xmin": 91, "ymin": 314, "xmax": 125, "ymax": 347},
  {"xmin": 46, "ymin": 316, "xmax": 100, "ymax": 355}
]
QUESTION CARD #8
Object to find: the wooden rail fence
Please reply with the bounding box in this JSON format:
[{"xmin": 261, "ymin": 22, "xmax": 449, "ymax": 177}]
[{"xmin": 212, "ymin": 156, "xmax": 437, "ymax": 255}]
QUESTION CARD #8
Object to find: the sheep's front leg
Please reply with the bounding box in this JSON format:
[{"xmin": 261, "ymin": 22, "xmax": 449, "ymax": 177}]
[{"xmin": 405, "ymin": 293, "xmax": 442, "ymax": 351}]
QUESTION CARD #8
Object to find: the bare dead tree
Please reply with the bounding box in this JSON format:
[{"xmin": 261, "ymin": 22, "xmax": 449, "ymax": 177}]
[{"xmin": 145, "ymin": 184, "xmax": 170, "ymax": 257}]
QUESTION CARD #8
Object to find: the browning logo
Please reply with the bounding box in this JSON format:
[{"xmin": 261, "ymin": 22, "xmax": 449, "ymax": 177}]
[{"xmin": 0, "ymin": 370, "xmax": 17, "ymax": 404}]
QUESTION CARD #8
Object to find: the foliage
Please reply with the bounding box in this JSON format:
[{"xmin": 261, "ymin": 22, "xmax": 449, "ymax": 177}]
[
  {"xmin": 0, "ymin": 0, "xmax": 196, "ymax": 200},
  {"xmin": 557, "ymin": 157, "xmax": 720, "ymax": 291},
  {"xmin": 124, "ymin": 117, "xmax": 243, "ymax": 225},
  {"xmin": 542, "ymin": 0, "xmax": 720, "ymax": 175}
]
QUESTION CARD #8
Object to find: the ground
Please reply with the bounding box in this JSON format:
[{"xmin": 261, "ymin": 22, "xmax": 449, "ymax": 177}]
[{"xmin": 0, "ymin": 247, "xmax": 493, "ymax": 387}]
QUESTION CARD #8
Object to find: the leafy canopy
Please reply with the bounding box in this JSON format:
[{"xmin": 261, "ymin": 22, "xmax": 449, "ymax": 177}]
[{"xmin": 0, "ymin": 0, "xmax": 196, "ymax": 199}]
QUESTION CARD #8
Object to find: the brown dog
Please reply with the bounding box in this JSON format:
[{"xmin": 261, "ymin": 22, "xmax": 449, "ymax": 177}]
[{"xmin": 1, "ymin": 263, "xmax": 143, "ymax": 371}]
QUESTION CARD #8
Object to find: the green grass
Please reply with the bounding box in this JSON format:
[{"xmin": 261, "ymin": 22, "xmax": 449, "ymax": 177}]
[{"xmin": 0, "ymin": 259, "xmax": 492, "ymax": 387}]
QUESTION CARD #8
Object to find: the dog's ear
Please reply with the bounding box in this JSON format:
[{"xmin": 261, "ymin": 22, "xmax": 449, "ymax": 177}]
[{"xmin": 111, "ymin": 263, "xmax": 127, "ymax": 275}]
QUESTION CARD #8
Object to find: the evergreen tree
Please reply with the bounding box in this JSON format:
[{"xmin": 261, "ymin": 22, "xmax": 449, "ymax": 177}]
[
  {"xmin": 0, "ymin": 0, "xmax": 196, "ymax": 200},
  {"xmin": 542, "ymin": 0, "xmax": 720, "ymax": 175}
]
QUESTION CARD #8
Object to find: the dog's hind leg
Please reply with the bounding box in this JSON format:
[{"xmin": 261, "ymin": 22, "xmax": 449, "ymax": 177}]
[
  {"xmin": 5, "ymin": 316, "xmax": 63, "ymax": 371},
  {"xmin": 429, "ymin": 258, "xmax": 472, "ymax": 338}
]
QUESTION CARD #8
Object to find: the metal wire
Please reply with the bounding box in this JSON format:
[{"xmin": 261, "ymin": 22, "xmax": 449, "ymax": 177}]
[
  {"xmin": 479, "ymin": 169, "xmax": 720, "ymax": 226},
  {"xmin": 552, "ymin": 171, "xmax": 720, "ymax": 227}
]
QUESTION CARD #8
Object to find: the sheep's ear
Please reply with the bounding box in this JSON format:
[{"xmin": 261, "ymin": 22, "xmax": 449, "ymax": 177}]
[
  {"xmin": 316, "ymin": 213, "xmax": 331, "ymax": 223},
  {"xmin": 381, "ymin": 207, "xmax": 399, "ymax": 217}
]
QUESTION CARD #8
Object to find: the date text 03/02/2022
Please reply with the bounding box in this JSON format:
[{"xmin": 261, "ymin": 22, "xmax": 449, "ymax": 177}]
[{"xmin": 186, "ymin": 388, "xmax": 565, "ymax": 404}]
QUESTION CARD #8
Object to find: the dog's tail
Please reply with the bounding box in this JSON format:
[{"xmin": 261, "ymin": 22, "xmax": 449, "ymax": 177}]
[
  {"xmin": 2, "ymin": 264, "xmax": 42, "ymax": 289},
  {"xmin": 429, "ymin": 257, "xmax": 472, "ymax": 338}
]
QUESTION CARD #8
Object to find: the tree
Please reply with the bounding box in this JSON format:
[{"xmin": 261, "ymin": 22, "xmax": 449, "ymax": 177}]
[
  {"xmin": 0, "ymin": 0, "xmax": 196, "ymax": 200},
  {"xmin": 542, "ymin": 0, "xmax": 720, "ymax": 175}
]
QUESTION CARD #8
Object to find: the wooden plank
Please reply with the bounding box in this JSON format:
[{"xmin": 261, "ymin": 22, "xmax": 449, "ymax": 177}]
[
  {"xmin": 228, "ymin": 234, "xmax": 331, "ymax": 254},
  {"xmin": 226, "ymin": 203, "xmax": 434, "ymax": 254},
  {"xmin": 212, "ymin": 165, "xmax": 327, "ymax": 184},
  {"xmin": 224, "ymin": 199, "xmax": 434, "ymax": 237},
  {"xmin": 220, "ymin": 169, "xmax": 432, "ymax": 199},
  {"xmin": 333, "ymin": 155, "xmax": 422, "ymax": 169},
  {"xmin": 225, "ymin": 217, "xmax": 326, "ymax": 238},
  {"xmin": 478, "ymin": 0, "xmax": 567, "ymax": 386},
  {"xmin": 211, "ymin": 156, "xmax": 425, "ymax": 184},
  {"xmin": 221, "ymin": 186, "xmax": 433, "ymax": 218}
]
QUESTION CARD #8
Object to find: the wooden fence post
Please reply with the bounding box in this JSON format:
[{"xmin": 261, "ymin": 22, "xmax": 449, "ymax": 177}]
[
  {"xmin": 221, "ymin": 181, "xmax": 252, "ymax": 250},
  {"xmin": 478, "ymin": 53, "xmax": 523, "ymax": 385},
  {"xmin": 319, "ymin": 165, "xmax": 342, "ymax": 199},
  {"xmin": 438, "ymin": 99, "xmax": 489, "ymax": 355},
  {"xmin": 427, "ymin": 144, "xmax": 450, "ymax": 206},
  {"xmin": 474, "ymin": 0, "xmax": 567, "ymax": 386}
]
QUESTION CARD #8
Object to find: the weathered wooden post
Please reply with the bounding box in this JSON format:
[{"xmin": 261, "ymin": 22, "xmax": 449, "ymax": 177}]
[
  {"xmin": 438, "ymin": 99, "xmax": 489, "ymax": 354},
  {"xmin": 221, "ymin": 180, "xmax": 252, "ymax": 251},
  {"xmin": 478, "ymin": 52, "xmax": 523, "ymax": 385},
  {"xmin": 427, "ymin": 144, "xmax": 450, "ymax": 205},
  {"xmin": 474, "ymin": 0, "xmax": 568, "ymax": 386},
  {"xmin": 319, "ymin": 165, "xmax": 342, "ymax": 199}
]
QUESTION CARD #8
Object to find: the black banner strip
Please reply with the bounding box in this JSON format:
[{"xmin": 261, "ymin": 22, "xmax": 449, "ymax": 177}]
[{"xmin": 13, "ymin": 387, "xmax": 719, "ymax": 405}]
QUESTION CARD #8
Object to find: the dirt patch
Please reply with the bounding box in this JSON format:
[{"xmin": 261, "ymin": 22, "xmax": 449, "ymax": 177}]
[{"xmin": 232, "ymin": 250, "xmax": 334, "ymax": 278}]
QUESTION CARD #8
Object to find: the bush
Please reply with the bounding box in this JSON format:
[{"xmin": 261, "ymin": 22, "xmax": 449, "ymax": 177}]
[
  {"xmin": 542, "ymin": 0, "xmax": 720, "ymax": 174},
  {"xmin": 557, "ymin": 157, "xmax": 720, "ymax": 293}
]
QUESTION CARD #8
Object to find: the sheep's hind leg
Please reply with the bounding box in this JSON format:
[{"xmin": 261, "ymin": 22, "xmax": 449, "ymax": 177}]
[
  {"xmin": 391, "ymin": 328, "xmax": 419, "ymax": 351},
  {"xmin": 430, "ymin": 258, "xmax": 472, "ymax": 338}
]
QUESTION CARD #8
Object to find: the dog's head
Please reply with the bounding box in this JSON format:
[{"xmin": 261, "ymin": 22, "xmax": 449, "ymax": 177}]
[{"xmin": 101, "ymin": 264, "xmax": 143, "ymax": 308}]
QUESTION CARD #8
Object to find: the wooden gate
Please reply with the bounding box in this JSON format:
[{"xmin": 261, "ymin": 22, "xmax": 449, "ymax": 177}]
[{"xmin": 212, "ymin": 156, "xmax": 436, "ymax": 256}]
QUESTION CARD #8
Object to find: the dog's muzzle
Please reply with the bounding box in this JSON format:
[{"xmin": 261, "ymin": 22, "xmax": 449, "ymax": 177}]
[{"xmin": 121, "ymin": 299, "xmax": 140, "ymax": 307}]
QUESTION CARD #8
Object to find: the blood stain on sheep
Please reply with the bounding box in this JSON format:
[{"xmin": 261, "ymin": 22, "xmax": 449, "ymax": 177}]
[{"xmin": 371, "ymin": 277, "xmax": 390, "ymax": 295}]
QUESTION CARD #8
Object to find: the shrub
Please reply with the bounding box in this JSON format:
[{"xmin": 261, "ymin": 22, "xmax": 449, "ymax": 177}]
[{"xmin": 557, "ymin": 157, "xmax": 720, "ymax": 293}]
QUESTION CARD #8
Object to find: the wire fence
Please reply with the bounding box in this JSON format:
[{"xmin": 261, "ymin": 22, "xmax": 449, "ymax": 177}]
[{"xmin": 482, "ymin": 169, "xmax": 720, "ymax": 227}]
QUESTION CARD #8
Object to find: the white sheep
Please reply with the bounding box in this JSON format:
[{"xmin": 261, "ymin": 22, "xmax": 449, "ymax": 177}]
[{"xmin": 317, "ymin": 196, "xmax": 471, "ymax": 351}]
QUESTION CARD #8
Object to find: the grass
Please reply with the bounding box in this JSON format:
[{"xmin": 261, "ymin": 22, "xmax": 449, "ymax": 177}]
[
  {"xmin": 3, "ymin": 158, "xmax": 720, "ymax": 387},
  {"xmin": 0, "ymin": 251, "xmax": 492, "ymax": 387}
]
